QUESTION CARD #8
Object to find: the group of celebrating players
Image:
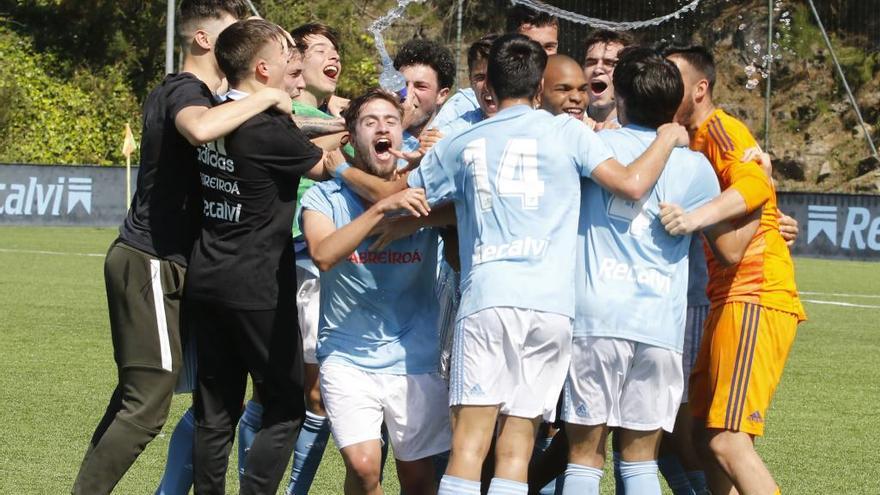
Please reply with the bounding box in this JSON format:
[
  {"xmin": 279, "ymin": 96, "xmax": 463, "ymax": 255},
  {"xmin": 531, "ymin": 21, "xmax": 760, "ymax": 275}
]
[{"xmin": 70, "ymin": 1, "xmax": 806, "ymax": 495}]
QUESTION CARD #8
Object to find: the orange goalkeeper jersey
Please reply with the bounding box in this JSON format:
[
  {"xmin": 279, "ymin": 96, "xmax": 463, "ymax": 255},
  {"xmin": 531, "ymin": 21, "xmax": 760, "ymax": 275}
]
[{"xmin": 691, "ymin": 109, "xmax": 806, "ymax": 320}]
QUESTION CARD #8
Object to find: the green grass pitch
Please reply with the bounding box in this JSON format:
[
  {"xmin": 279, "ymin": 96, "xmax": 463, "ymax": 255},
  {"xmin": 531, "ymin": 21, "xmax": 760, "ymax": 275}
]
[{"xmin": 1, "ymin": 226, "xmax": 878, "ymax": 494}]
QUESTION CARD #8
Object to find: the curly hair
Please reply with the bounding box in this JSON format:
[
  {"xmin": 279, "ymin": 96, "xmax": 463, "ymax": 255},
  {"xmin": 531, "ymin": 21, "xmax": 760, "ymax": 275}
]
[{"xmin": 393, "ymin": 39, "xmax": 456, "ymax": 91}]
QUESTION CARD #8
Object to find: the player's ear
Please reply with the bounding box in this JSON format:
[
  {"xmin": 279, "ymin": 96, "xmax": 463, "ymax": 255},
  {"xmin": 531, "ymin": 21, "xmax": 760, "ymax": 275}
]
[
  {"xmin": 695, "ymin": 79, "xmax": 709, "ymax": 101},
  {"xmin": 436, "ymin": 87, "xmax": 450, "ymax": 106},
  {"xmin": 194, "ymin": 29, "xmax": 212, "ymax": 51},
  {"xmin": 256, "ymin": 59, "xmax": 270, "ymax": 79}
]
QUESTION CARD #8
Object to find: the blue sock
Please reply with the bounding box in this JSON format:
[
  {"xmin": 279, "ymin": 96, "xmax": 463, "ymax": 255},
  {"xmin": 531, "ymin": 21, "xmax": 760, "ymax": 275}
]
[
  {"xmin": 658, "ymin": 455, "xmax": 694, "ymax": 495},
  {"xmin": 487, "ymin": 477, "xmax": 528, "ymax": 495},
  {"xmin": 155, "ymin": 407, "xmax": 195, "ymax": 495},
  {"xmin": 237, "ymin": 400, "xmax": 263, "ymax": 479},
  {"xmin": 438, "ymin": 475, "xmax": 481, "ymax": 495},
  {"xmin": 686, "ymin": 471, "xmax": 708, "ymax": 494},
  {"xmin": 613, "ymin": 451, "xmax": 624, "ymax": 494},
  {"xmin": 562, "ymin": 463, "xmax": 602, "ymax": 495},
  {"xmin": 619, "ymin": 460, "xmax": 661, "ymax": 495},
  {"xmin": 285, "ymin": 410, "xmax": 330, "ymax": 495}
]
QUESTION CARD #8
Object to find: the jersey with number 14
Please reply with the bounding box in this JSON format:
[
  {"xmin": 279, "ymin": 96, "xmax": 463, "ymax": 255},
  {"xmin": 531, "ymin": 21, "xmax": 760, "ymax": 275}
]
[{"xmin": 408, "ymin": 104, "xmax": 613, "ymax": 320}]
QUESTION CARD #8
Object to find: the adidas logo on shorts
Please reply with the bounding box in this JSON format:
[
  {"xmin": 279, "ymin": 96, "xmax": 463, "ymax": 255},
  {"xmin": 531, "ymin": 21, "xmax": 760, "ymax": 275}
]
[
  {"xmin": 748, "ymin": 411, "xmax": 764, "ymax": 423},
  {"xmin": 576, "ymin": 404, "xmax": 588, "ymax": 417},
  {"xmin": 468, "ymin": 384, "xmax": 485, "ymax": 397}
]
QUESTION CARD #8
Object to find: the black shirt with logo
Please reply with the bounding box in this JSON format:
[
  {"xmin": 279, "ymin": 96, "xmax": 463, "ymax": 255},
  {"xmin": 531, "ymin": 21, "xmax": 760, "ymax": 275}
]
[
  {"xmin": 118, "ymin": 73, "xmax": 212, "ymax": 265},
  {"xmin": 185, "ymin": 104, "xmax": 323, "ymax": 310}
]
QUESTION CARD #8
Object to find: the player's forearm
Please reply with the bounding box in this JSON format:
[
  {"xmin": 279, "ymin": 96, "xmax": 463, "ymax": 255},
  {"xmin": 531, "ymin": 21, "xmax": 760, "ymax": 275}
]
[
  {"xmin": 686, "ymin": 188, "xmax": 749, "ymax": 232},
  {"xmin": 304, "ymin": 150, "xmax": 343, "ymax": 181},
  {"xmin": 340, "ymin": 166, "xmax": 408, "ymax": 203},
  {"xmin": 177, "ymin": 89, "xmax": 284, "ymax": 145},
  {"xmin": 703, "ymin": 206, "xmax": 761, "ymax": 266},
  {"xmin": 310, "ymin": 207, "xmax": 386, "ymax": 271},
  {"xmin": 294, "ymin": 115, "xmax": 346, "ymax": 138}
]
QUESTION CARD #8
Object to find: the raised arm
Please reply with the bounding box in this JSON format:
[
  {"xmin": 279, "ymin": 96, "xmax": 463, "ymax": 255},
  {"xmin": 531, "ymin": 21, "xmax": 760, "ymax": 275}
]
[
  {"xmin": 590, "ymin": 123, "xmax": 689, "ymax": 201},
  {"xmin": 294, "ymin": 116, "xmax": 346, "ymax": 138},
  {"xmin": 302, "ymin": 188, "xmax": 429, "ymax": 271},
  {"xmin": 175, "ymin": 87, "xmax": 291, "ymax": 145}
]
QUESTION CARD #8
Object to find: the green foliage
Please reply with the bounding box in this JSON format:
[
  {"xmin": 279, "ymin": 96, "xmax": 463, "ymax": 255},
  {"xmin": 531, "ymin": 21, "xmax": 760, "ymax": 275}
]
[{"xmin": 0, "ymin": 26, "xmax": 140, "ymax": 165}]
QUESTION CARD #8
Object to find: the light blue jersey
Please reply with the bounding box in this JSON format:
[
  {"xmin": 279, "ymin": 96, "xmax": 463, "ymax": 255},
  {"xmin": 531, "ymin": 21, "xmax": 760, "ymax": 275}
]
[
  {"xmin": 574, "ymin": 125, "xmax": 720, "ymax": 352},
  {"xmin": 300, "ymin": 178, "xmax": 440, "ymax": 374},
  {"xmin": 409, "ymin": 104, "xmax": 613, "ymax": 320},
  {"xmin": 431, "ymin": 88, "xmax": 479, "ymax": 130}
]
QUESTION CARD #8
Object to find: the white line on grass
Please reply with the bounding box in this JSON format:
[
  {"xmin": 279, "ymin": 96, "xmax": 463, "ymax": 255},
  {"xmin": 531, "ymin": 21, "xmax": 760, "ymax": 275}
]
[
  {"xmin": 0, "ymin": 248, "xmax": 103, "ymax": 258},
  {"xmin": 800, "ymin": 291, "xmax": 880, "ymax": 299},
  {"xmin": 802, "ymin": 299, "xmax": 880, "ymax": 309}
]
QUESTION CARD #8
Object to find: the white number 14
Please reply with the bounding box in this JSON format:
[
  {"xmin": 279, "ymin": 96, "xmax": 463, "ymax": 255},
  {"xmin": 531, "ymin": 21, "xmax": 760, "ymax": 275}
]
[{"xmin": 464, "ymin": 138, "xmax": 545, "ymax": 211}]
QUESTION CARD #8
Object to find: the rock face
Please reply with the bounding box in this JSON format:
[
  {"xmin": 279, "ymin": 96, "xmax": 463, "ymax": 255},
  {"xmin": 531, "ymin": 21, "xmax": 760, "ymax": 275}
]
[{"xmin": 687, "ymin": 0, "xmax": 880, "ymax": 193}]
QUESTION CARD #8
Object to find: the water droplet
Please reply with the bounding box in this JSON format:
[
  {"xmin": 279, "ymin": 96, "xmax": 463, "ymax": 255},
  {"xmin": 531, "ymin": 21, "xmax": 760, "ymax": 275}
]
[
  {"xmin": 746, "ymin": 78, "xmax": 759, "ymax": 90},
  {"xmin": 738, "ymin": 23, "xmax": 747, "ymax": 31}
]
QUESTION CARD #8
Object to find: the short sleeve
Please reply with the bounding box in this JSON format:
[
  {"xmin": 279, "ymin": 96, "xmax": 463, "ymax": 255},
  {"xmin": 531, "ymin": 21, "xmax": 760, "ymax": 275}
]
[
  {"xmin": 299, "ymin": 182, "xmax": 336, "ymax": 233},
  {"xmin": 236, "ymin": 113, "xmax": 323, "ymax": 180},
  {"xmin": 166, "ymin": 76, "xmax": 213, "ymax": 121},
  {"xmin": 430, "ymin": 88, "xmax": 479, "ymax": 130},
  {"xmin": 680, "ymin": 154, "xmax": 722, "ymax": 212},
  {"xmin": 407, "ymin": 144, "xmax": 456, "ymax": 206},
  {"xmin": 559, "ymin": 116, "xmax": 614, "ymax": 178}
]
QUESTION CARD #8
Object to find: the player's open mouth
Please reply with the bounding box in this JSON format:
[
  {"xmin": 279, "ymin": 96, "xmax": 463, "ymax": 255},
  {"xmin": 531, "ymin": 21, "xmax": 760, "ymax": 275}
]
[
  {"xmin": 323, "ymin": 65, "xmax": 339, "ymax": 80},
  {"xmin": 373, "ymin": 138, "xmax": 392, "ymax": 160},
  {"xmin": 590, "ymin": 81, "xmax": 608, "ymax": 96},
  {"xmin": 482, "ymin": 92, "xmax": 497, "ymax": 113},
  {"xmin": 564, "ymin": 107, "xmax": 584, "ymax": 118}
]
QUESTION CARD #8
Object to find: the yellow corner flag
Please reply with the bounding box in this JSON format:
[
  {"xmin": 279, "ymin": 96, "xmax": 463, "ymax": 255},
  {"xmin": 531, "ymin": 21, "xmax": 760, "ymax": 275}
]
[
  {"xmin": 122, "ymin": 123, "xmax": 137, "ymax": 158},
  {"xmin": 122, "ymin": 123, "xmax": 137, "ymax": 211}
]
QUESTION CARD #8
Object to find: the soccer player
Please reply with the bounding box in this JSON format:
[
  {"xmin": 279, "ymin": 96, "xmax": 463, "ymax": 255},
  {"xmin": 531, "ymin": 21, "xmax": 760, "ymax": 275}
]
[
  {"xmin": 582, "ymin": 29, "xmax": 635, "ymax": 130},
  {"xmin": 71, "ymin": 2, "xmax": 300, "ymax": 493},
  {"xmin": 300, "ymin": 89, "xmax": 454, "ymax": 495},
  {"xmin": 430, "ymin": 33, "xmax": 499, "ymax": 132},
  {"xmin": 561, "ymin": 46, "xmax": 759, "ymax": 495},
  {"xmin": 406, "ymin": 34, "xmax": 689, "ymax": 495},
  {"xmin": 539, "ymin": 54, "xmax": 589, "ymax": 120},
  {"xmin": 184, "ymin": 19, "xmax": 338, "ymax": 495},
  {"xmin": 661, "ymin": 45, "xmax": 807, "ymax": 495},
  {"xmin": 394, "ymin": 39, "xmax": 455, "ymax": 148}
]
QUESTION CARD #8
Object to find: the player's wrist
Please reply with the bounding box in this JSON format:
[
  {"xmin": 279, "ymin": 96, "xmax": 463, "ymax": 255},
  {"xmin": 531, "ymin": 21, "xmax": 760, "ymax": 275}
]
[{"xmin": 330, "ymin": 161, "xmax": 350, "ymax": 179}]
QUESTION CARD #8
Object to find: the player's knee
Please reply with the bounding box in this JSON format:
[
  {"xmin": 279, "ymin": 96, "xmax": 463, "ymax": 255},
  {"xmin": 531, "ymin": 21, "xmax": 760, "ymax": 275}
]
[
  {"xmin": 118, "ymin": 367, "xmax": 177, "ymax": 431},
  {"xmin": 707, "ymin": 430, "xmax": 748, "ymax": 464},
  {"xmin": 345, "ymin": 453, "xmax": 382, "ymax": 490}
]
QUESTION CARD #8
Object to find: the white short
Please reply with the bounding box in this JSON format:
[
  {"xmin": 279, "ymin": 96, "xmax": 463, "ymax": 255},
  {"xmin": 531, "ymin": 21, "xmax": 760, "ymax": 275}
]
[
  {"xmin": 563, "ymin": 337, "xmax": 683, "ymax": 432},
  {"xmin": 295, "ymin": 265, "xmax": 321, "ymax": 365},
  {"xmin": 449, "ymin": 307, "xmax": 572, "ymax": 421},
  {"xmin": 320, "ymin": 363, "xmax": 451, "ymax": 461},
  {"xmin": 682, "ymin": 305, "xmax": 709, "ymax": 403}
]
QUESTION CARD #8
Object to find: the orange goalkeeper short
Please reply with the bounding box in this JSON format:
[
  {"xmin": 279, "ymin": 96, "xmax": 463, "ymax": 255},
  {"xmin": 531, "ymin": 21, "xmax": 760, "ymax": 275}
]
[{"xmin": 689, "ymin": 301, "xmax": 798, "ymax": 436}]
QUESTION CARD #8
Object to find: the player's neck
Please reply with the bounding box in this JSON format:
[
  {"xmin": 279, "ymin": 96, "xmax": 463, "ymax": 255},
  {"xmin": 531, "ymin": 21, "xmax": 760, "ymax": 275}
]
[
  {"xmin": 231, "ymin": 79, "xmax": 265, "ymax": 98},
  {"xmin": 692, "ymin": 102, "xmax": 717, "ymax": 131},
  {"xmin": 587, "ymin": 103, "xmax": 616, "ymax": 124},
  {"xmin": 181, "ymin": 53, "xmax": 224, "ymax": 94},
  {"xmin": 498, "ymin": 97, "xmax": 533, "ymax": 111}
]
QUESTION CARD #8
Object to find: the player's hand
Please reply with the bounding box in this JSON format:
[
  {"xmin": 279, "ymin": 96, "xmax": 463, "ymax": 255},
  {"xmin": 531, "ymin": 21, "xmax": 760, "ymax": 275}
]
[
  {"xmin": 369, "ymin": 217, "xmax": 421, "ymax": 251},
  {"xmin": 376, "ymin": 188, "xmax": 430, "ymax": 217},
  {"xmin": 657, "ymin": 122, "xmax": 689, "ymax": 147},
  {"xmin": 419, "ymin": 128, "xmax": 444, "ymax": 152},
  {"xmin": 742, "ymin": 146, "xmax": 773, "ymax": 178},
  {"xmin": 327, "ymin": 95, "xmax": 350, "ymax": 118},
  {"xmin": 389, "ymin": 147, "xmax": 425, "ymax": 172},
  {"xmin": 659, "ymin": 202, "xmax": 698, "ymax": 235},
  {"xmin": 260, "ymin": 88, "xmax": 293, "ymax": 115},
  {"xmin": 778, "ymin": 209, "xmax": 799, "ymax": 246}
]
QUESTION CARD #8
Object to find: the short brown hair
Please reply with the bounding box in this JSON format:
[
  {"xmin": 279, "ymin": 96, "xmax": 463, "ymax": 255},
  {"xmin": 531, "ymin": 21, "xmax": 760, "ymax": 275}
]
[
  {"xmin": 177, "ymin": 0, "xmax": 249, "ymax": 43},
  {"xmin": 468, "ymin": 33, "xmax": 500, "ymax": 73},
  {"xmin": 582, "ymin": 29, "xmax": 636, "ymax": 62},
  {"xmin": 290, "ymin": 23, "xmax": 340, "ymax": 51},
  {"xmin": 341, "ymin": 89, "xmax": 404, "ymax": 135},
  {"xmin": 506, "ymin": 5, "xmax": 558, "ymax": 32},
  {"xmin": 215, "ymin": 19, "xmax": 288, "ymax": 87}
]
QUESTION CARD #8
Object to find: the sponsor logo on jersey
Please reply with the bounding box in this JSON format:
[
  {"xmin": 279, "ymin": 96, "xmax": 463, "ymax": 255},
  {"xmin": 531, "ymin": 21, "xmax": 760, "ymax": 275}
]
[
  {"xmin": 597, "ymin": 257, "xmax": 672, "ymax": 295},
  {"xmin": 471, "ymin": 237, "xmax": 549, "ymax": 265},
  {"xmin": 806, "ymin": 204, "xmax": 880, "ymax": 251},
  {"xmin": 198, "ymin": 138, "xmax": 235, "ymax": 173},
  {"xmin": 0, "ymin": 177, "xmax": 92, "ymax": 216},
  {"xmin": 200, "ymin": 173, "xmax": 240, "ymax": 195},
  {"xmin": 348, "ymin": 250, "xmax": 424, "ymax": 265},
  {"xmin": 203, "ymin": 199, "xmax": 241, "ymax": 222}
]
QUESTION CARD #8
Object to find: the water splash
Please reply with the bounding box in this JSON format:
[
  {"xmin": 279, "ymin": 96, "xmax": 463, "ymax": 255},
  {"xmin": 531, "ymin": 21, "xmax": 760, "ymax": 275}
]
[
  {"xmin": 368, "ymin": 0, "xmax": 426, "ymax": 98},
  {"xmin": 509, "ymin": 0, "xmax": 702, "ymax": 31},
  {"xmin": 742, "ymin": 0, "xmax": 796, "ymax": 90}
]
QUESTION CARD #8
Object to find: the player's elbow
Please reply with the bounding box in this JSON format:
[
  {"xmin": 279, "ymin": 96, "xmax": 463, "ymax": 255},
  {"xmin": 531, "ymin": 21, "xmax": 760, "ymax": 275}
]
[
  {"xmin": 615, "ymin": 183, "xmax": 646, "ymax": 202},
  {"xmin": 713, "ymin": 243, "xmax": 746, "ymax": 267},
  {"xmin": 182, "ymin": 125, "xmax": 214, "ymax": 146},
  {"xmin": 311, "ymin": 253, "xmax": 338, "ymax": 273}
]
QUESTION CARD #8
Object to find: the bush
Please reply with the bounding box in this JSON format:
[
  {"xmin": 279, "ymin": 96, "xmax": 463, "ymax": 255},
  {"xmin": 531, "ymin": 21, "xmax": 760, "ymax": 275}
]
[{"xmin": 0, "ymin": 26, "xmax": 140, "ymax": 166}]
